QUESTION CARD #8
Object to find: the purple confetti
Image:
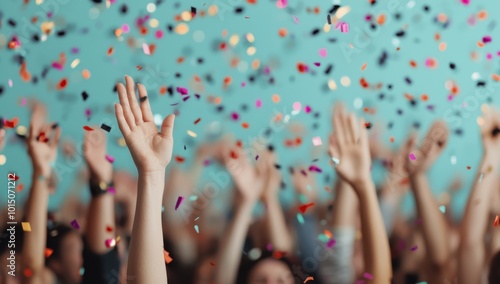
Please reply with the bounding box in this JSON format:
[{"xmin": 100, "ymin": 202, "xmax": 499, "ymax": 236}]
[{"xmin": 70, "ymin": 219, "xmax": 80, "ymax": 229}]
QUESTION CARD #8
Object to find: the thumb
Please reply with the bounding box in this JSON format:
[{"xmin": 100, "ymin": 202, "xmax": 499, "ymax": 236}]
[{"xmin": 160, "ymin": 114, "xmax": 175, "ymax": 139}]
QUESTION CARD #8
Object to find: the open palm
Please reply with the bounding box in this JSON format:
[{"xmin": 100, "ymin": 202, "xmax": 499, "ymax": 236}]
[
  {"xmin": 330, "ymin": 104, "xmax": 371, "ymax": 187},
  {"xmin": 115, "ymin": 76, "xmax": 175, "ymax": 174}
]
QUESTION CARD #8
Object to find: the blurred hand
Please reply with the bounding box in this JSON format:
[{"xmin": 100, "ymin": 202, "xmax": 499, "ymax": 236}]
[
  {"xmin": 83, "ymin": 128, "xmax": 113, "ymax": 183},
  {"xmin": 223, "ymin": 141, "xmax": 264, "ymax": 203},
  {"xmin": 290, "ymin": 165, "xmax": 317, "ymax": 203},
  {"xmin": 329, "ymin": 104, "xmax": 371, "ymax": 188},
  {"xmin": 480, "ymin": 107, "xmax": 500, "ymax": 158},
  {"xmin": 27, "ymin": 102, "xmax": 60, "ymax": 178},
  {"xmin": 259, "ymin": 148, "xmax": 282, "ymax": 202},
  {"xmin": 115, "ymin": 76, "xmax": 175, "ymax": 174},
  {"xmin": 403, "ymin": 121, "xmax": 449, "ymax": 176}
]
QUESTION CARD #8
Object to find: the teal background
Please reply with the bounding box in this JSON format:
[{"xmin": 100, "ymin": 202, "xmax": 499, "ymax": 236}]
[{"xmin": 0, "ymin": 0, "xmax": 499, "ymax": 219}]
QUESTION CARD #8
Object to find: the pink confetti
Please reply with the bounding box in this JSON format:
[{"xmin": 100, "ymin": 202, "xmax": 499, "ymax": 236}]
[
  {"xmin": 70, "ymin": 219, "xmax": 80, "ymax": 229},
  {"xmin": 293, "ymin": 16, "xmax": 299, "ymax": 24},
  {"xmin": 51, "ymin": 62, "xmax": 63, "ymax": 70},
  {"xmin": 319, "ymin": 48, "xmax": 328, "ymax": 57},
  {"xmin": 308, "ymin": 165, "xmax": 322, "ymax": 173},
  {"xmin": 105, "ymin": 238, "xmax": 116, "ymax": 248},
  {"xmin": 105, "ymin": 154, "xmax": 115, "ymax": 163},
  {"xmin": 326, "ymin": 238, "xmax": 336, "ymax": 249},
  {"xmin": 363, "ymin": 273, "xmax": 373, "ymax": 280},
  {"xmin": 304, "ymin": 105, "xmax": 311, "ymax": 113},
  {"xmin": 21, "ymin": 98, "xmax": 27, "ymax": 106},
  {"xmin": 461, "ymin": 0, "xmax": 470, "ymax": 5},
  {"xmin": 121, "ymin": 24, "xmax": 130, "ymax": 33},
  {"xmin": 312, "ymin": 137, "xmax": 322, "ymax": 146},
  {"xmin": 231, "ymin": 112, "xmax": 239, "ymax": 121},
  {"xmin": 155, "ymin": 30, "xmax": 164, "ymax": 39},
  {"xmin": 409, "ymin": 153, "xmax": 416, "ymax": 161},
  {"xmin": 314, "ymin": 62, "xmax": 320, "ymax": 66},
  {"xmin": 276, "ymin": 0, "xmax": 287, "ymax": 9},
  {"xmin": 256, "ymin": 99, "xmax": 262, "ymax": 108},
  {"xmin": 410, "ymin": 245, "xmax": 418, "ymax": 251},
  {"xmin": 8, "ymin": 79, "xmax": 13, "ymax": 87},
  {"xmin": 175, "ymin": 196, "xmax": 184, "ymax": 210},
  {"xmin": 482, "ymin": 36, "xmax": 492, "ymax": 44},
  {"xmin": 142, "ymin": 43, "xmax": 151, "ymax": 55},
  {"xmin": 335, "ymin": 22, "xmax": 349, "ymax": 33},
  {"xmin": 176, "ymin": 87, "xmax": 188, "ymax": 95},
  {"xmin": 107, "ymin": 186, "xmax": 116, "ymax": 194}
]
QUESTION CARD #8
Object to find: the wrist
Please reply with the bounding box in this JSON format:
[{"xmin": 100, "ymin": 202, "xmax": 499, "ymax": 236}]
[{"xmin": 32, "ymin": 165, "xmax": 51, "ymax": 179}]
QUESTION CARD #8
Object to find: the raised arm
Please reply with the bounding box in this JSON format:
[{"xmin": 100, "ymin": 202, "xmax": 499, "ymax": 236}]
[
  {"xmin": 260, "ymin": 147, "xmax": 293, "ymax": 254},
  {"xmin": 22, "ymin": 102, "xmax": 60, "ymax": 284},
  {"xmin": 115, "ymin": 75, "xmax": 175, "ymax": 284},
  {"xmin": 83, "ymin": 128, "xmax": 114, "ymax": 254},
  {"xmin": 458, "ymin": 107, "xmax": 500, "ymax": 284},
  {"xmin": 214, "ymin": 142, "xmax": 264, "ymax": 284},
  {"xmin": 331, "ymin": 105, "xmax": 391, "ymax": 283},
  {"xmin": 404, "ymin": 121, "xmax": 451, "ymax": 277}
]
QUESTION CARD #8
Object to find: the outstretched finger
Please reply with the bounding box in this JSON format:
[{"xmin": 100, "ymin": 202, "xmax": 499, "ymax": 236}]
[
  {"xmin": 117, "ymin": 83, "xmax": 136, "ymax": 129},
  {"xmin": 137, "ymin": 83, "xmax": 154, "ymax": 122},
  {"xmin": 160, "ymin": 114, "xmax": 175, "ymax": 139},
  {"xmin": 115, "ymin": 104, "xmax": 131, "ymax": 136},
  {"xmin": 125, "ymin": 75, "xmax": 143, "ymax": 125}
]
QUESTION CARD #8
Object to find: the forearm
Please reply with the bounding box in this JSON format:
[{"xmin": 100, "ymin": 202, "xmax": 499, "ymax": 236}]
[
  {"xmin": 22, "ymin": 170, "xmax": 50, "ymax": 278},
  {"xmin": 354, "ymin": 180, "xmax": 392, "ymax": 283},
  {"xmin": 330, "ymin": 179, "xmax": 358, "ymax": 227},
  {"xmin": 127, "ymin": 171, "xmax": 167, "ymax": 284},
  {"xmin": 85, "ymin": 180, "xmax": 115, "ymax": 254},
  {"xmin": 458, "ymin": 156, "xmax": 497, "ymax": 283},
  {"xmin": 215, "ymin": 200, "xmax": 254, "ymax": 284},
  {"xmin": 263, "ymin": 197, "xmax": 293, "ymax": 253},
  {"xmin": 410, "ymin": 173, "xmax": 450, "ymax": 267}
]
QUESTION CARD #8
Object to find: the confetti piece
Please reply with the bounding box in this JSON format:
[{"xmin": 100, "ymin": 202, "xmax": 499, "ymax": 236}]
[
  {"xmin": 319, "ymin": 48, "xmax": 327, "ymax": 57},
  {"xmin": 57, "ymin": 78, "xmax": 68, "ymax": 90},
  {"xmin": 409, "ymin": 153, "xmax": 416, "ymax": 161},
  {"xmin": 439, "ymin": 205, "xmax": 446, "ymax": 213},
  {"xmin": 105, "ymin": 238, "xmax": 116, "ymax": 248},
  {"xmin": 175, "ymin": 196, "xmax": 184, "ymax": 210},
  {"xmin": 45, "ymin": 248, "xmax": 53, "ymax": 258},
  {"xmin": 363, "ymin": 272, "xmax": 373, "ymax": 280},
  {"xmin": 83, "ymin": 126, "xmax": 94, "ymax": 131},
  {"xmin": 194, "ymin": 224, "xmax": 199, "ymax": 233},
  {"xmin": 101, "ymin": 124, "xmax": 111, "ymax": 132},
  {"xmin": 105, "ymin": 154, "xmax": 115, "ymax": 163},
  {"xmin": 297, "ymin": 213, "xmax": 304, "ymax": 224},
  {"xmin": 175, "ymin": 156, "xmax": 185, "ymax": 163},
  {"xmin": 312, "ymin": 136, "xmax": 322, "ymax": 146},
  {"xmin": 299, "ymin": 202, "xmax": 314, "ymax": 214},
  {"xmin": 326, "ymin": 238, "xmax": 336, "ymax": 249},
  {"xmin": 22, "ymin": 222, "xmax": 32, "ymax": 232},
  {"xmin": 70, "ymin": 219, "xmax": 80, "ymax": 229},
  {"xmin": 293, "ymin": 16, "xmax": 299, "ymax": 24},
  {"xmin": 164, "ymin": 250, "xmax": 173, "ymax": 264},
  {"xmin": 494, "ymin": 215, "xmax": 499, "ymax": 227},
  {"xmin": 410, "ymin": 245, "xmax": 418, "ymax": 251},
  {"xmin": 187, "ymin": 130, "xmax": 197, "ymax": 137},
  {"xmin": 303, "ymin": 276, "xmax": 314, "ymax": 283},
  {"xmin": 276, "ymin": 0, "xmax": 288, "ymax": 9}
]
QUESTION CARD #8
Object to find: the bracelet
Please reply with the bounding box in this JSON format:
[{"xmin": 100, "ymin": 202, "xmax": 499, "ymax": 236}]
[{"xmin": 89, "ymin": 180, "xmax": 114, "ymax": 197}]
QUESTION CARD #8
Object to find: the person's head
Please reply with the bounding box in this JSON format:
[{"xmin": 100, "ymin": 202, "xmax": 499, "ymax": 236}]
[
  {"xmin": 239, "ymin": 251, "xmax": 295, "ymax": 284},
  {"xmin": 489, "ymin": 251, "xmax": 500, "ymax": 283},
  {"xmin": 45, "ymin": 224, "xmax": 83, "ymax": 284}
]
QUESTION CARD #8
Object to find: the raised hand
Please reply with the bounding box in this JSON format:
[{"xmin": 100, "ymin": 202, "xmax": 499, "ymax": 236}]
[
  {"xmin": 403, "ymin": 121, "xmax": 449, "ymax": 176},
  {"xmin": 83, "ymin": 127, "xmax": 112, "ymax": 183},
  {"xmin": 330, "ymin": 103, "xmax": 371, "ymax": 188},
  {"xmin": 290, "ymin": 164, "xmax": 317, "ymax": 204},
  {"xmin": 115, "ymin": 75, "xmax": 175, "ymax": 174},
  {"xmin": 222, "ymin": 140, "xmax": 264, "ymax": 203},
  {"xmin": 259, "ymin": 148, "xmax": 282, "ymax": 202},
  {"xmin": 27, "ymin": 101, "xmax": 61, "ymax": 178}
]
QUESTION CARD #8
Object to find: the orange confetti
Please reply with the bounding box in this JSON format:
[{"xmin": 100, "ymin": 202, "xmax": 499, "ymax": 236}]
[
  {"xmin": 241, "ymin": 122, "xmax": 249, "ymax": 129},
  {"xmin": 377, "ymin": 13, "xmax": 386, "ymax": 25},
  {"xmin": 136, "ymin": 65, "xmax": 143, "ymax": 71},
  {"xmin": 159, "ymin": 85, "xmax": 168, "ymax": 95},
  {"xmin": 82, "ymin": 69, "xmax": 91, "ymax": 79},
  {"xmin": 177, "ymin": 57, "xmax": 185, "ymax": 63},
  {"xmin": 494, "ymin": 215, "xmax": 500, "ymax": 227},
  {"xmin": 409, "ymin": 60, "xmax": 417, "ymax": 68},
  {"xmin": 492, "ymin": 74, "xmax": 500, "ymax": 82},
  {"xmin": 175, "ymin": 156, "xmax": 185, "ymax": 163},
  {"xmin": 389, "ymin": 136, "xmax": 395, "ymax": 143},
  {"xmin": 107, "ymin": 47, "xmax": 114, "ymax": 56},
  {"xmin": 164, "ymin": 250, "xmax": 173, "ymax": 264},
  {"xmin": 361, "ymin": 63, "xmax": 367, "ymax": 71},
  {"xmin": 45, "ymin": 248, "xmax": 54, "ymax": 258},
  {"xmin": 304, "ymin": 276, "xmax": 314, "ymax": 283},
  {"xmin": 16, "ymin": 183, "xmax": 24, "ymax": 192},
  {"xmin": 24, "ymin": 268, "xmax": 33, "ymax": 278},
  {"xmin": 420, "ymin": 94, "xmax": 428, "ymax": 101},
  {"xmin": 278, "ymin": 28, "xmax": 287, "ymax": 37},
  {"xmin": 477, "ymin": 10, "xmax": 488, "ymax": 20},
  {"xmin": 247, "ymin": 0, "xmax": 256, "ymax": 3},
  {"xmin": 272, "ymin": 94, "xmax": 280, "ymax": 103},
  {"xmin": 20, "ymin": 62, "xmax": 32, "ymax": 82}
]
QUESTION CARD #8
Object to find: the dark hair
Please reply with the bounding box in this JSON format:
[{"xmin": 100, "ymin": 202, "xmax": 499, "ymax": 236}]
[
  {"xmin": 489, "ymin": 250, "xmax": 500, "ymax": 284},
  {"xmin": 237, "ymin": 250, "xmax": 295, "ymax": 284},
  {"xmin": 46, "ymin": 223, "xmax": 74, "ymax": 264}
]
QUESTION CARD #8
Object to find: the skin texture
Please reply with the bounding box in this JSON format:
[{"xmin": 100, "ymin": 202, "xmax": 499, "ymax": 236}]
[
  {"xmin": 21, "ymin": 102, "xmax": 68, "ymax": 284},
  {"xmin": 83, "ymin": 128, "xmax": 115, "ymax": 254},
  {"xmin": 403, "ymin": 121, "xmax": 454, "ymax": 283},
  {"xmin": 330, "ymin": 104, "xmax": 392, "ymax": 284},
  {"xmin": 115, "ymin": 75, "xmax": 175, "ymax": 284},
  {"xmin": 458, "ymin": 107, "xmax": 500, "ymax": 284},
  {"xmin": 214, "ymin": 141, "xmax": 265, "ymax": 284},
  {"xmin": 247, "ymin": 258, "xmax": 294, "ymax": 284}
]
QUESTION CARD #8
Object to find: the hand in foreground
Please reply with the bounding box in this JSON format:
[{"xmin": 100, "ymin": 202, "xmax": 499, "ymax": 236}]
[
  {"xmin": 258, "ymin": 147, "xmax": 282, "ymax": 202},
  {"xmin": 329, "ymin": 103, "xmax": 371, "ymax": 188},
  {"xmin": 27, "ymin": 101, "xmax": 60, "ymax": 178},
  {"xmin": 403, "ymin": 120, "xmax": 449, "ymax": 177},
  {"xmin": 83, "ymin": 127, "xmax": 113, "ymax": 183},
  {"xmin": 115, "ymin": 75, "xmax": 175, "ymax": 174}
]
